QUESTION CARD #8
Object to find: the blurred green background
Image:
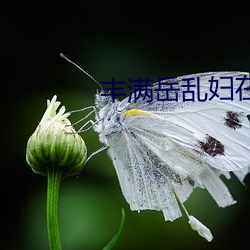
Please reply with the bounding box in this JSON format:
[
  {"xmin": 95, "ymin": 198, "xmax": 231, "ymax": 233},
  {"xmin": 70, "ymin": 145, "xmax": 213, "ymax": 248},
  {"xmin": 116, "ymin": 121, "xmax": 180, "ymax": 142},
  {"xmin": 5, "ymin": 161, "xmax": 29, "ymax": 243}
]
[{"xmin": 2, "ymin": 1, "xmax": 250, "ymax": 250}]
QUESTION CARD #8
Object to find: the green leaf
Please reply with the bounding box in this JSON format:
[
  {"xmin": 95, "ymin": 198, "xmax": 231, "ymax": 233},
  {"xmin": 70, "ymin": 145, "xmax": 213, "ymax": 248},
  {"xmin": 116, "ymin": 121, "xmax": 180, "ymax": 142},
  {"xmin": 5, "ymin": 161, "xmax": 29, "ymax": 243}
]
[{"xmin": 102, "ymin": 208, "xmax": 125, "ymax": 250}]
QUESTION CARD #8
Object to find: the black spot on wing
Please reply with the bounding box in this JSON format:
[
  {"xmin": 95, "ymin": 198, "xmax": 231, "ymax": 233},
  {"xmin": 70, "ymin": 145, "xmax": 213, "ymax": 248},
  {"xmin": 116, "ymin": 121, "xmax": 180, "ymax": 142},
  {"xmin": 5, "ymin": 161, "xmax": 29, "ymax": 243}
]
[
  {"xmin": 186, "ymin": 177, "xmax": 195, "ymax": 186},
  {"xmin": 224, "ymin": 111, "xmax": 243, "ymax": 130},
  {"xmin": 199, "ymin": 135, "xmax": 225, "ymax": 157}
]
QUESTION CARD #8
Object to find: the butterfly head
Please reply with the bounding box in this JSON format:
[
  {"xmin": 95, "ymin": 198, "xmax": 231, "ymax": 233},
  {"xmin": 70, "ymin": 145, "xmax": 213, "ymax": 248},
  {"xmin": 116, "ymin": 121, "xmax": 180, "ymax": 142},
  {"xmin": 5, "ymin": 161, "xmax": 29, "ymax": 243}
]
[{"xmin": 95, "ymin": 89, "xmax": 112, "ymax": 109}]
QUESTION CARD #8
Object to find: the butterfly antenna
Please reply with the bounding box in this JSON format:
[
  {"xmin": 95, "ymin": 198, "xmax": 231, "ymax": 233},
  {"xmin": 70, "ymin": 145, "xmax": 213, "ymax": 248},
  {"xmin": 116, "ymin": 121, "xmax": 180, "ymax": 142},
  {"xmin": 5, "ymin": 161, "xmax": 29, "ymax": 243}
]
[{"xmin": 60, "ymin": 53, "xmax": 102, "ymax": 90}]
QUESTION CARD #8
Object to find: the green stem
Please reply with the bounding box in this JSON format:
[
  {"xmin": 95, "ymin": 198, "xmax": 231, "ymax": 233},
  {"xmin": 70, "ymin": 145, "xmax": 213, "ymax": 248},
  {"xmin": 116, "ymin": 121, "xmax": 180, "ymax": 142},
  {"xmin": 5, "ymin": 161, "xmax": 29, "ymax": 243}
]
[{"xmin": 47, "ymin": 165, "xmax": 63, "ymax": 250}]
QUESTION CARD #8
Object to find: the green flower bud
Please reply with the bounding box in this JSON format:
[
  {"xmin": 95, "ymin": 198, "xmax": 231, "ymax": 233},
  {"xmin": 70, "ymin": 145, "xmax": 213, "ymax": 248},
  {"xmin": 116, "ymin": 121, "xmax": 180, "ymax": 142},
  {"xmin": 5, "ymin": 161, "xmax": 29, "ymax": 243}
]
[{"xmin": 26, "ymin": 95, "xmax": 87, "ymax": 178}]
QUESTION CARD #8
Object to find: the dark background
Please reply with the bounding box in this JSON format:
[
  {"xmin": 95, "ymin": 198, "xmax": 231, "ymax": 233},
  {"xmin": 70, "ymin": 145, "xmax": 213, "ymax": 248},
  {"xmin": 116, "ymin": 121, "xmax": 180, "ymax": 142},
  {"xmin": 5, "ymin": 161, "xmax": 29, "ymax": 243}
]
[{"xmin": 2, "ymin": 1, "xmax": 250, "ymax": 249}]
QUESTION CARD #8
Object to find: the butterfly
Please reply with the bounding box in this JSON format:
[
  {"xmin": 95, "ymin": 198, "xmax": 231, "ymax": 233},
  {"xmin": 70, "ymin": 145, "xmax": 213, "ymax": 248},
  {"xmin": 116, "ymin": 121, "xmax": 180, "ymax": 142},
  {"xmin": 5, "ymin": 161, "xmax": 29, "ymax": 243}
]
[
  {"xmin": 61, "ymin": 55, "xmax": 250, "ymax": 241},
  {"xmin": 91, "ymin": 71, "xmax": 250, "ymax": 241}
]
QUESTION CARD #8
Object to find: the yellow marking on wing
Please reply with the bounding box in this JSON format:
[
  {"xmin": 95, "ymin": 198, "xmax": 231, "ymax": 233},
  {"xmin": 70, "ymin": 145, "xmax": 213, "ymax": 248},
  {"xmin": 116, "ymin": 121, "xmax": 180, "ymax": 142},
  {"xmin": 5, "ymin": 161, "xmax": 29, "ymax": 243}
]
[{"xmin": 124, "ymin": 109, "xmax": 152, "ymax": 116}]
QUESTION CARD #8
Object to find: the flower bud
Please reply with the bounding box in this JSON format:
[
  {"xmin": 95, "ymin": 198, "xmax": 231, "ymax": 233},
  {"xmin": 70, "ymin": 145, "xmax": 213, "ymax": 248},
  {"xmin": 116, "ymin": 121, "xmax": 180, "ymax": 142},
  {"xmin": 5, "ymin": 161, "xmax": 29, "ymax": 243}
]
[{"xmin": 26, "ymin": 95, "xmax": 87, "ymax": 178}]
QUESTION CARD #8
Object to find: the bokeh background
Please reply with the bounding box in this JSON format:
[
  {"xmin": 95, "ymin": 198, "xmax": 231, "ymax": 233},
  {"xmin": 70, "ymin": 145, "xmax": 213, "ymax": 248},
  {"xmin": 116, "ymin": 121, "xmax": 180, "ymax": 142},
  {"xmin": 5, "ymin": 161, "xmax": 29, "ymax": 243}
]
[{"xmin": 2, "ymin": 1, "xmax": 250, "ymax": 250}]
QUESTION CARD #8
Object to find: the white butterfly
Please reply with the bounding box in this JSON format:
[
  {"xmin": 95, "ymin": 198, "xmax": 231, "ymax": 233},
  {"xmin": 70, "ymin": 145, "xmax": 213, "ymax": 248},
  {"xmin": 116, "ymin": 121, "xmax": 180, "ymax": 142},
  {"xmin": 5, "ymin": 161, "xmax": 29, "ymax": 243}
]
[
  {"xmin": 90, "ymin": 71, "xmax": 250, "ymax": 241},
  {"xmin": 61, "ymin": 53, "xmax": 250, "ymax": 242}
]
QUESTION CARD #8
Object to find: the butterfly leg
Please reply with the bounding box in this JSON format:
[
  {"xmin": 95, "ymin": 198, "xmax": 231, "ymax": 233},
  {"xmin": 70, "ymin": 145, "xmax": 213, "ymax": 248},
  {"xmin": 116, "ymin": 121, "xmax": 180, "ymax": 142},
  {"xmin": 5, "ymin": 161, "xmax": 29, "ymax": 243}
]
[
  {"xmin": 85, "ymin": 145, "xmax": 108, "ymax": 165},
  {"xmin": 70, "ymin": 106, "xmax": 96, "ymax": 126},
  {"xmin": 77, "ymin": 145, "xmax": 108, "ymax": 176},
  {"xmin": 68, "ymin": 106, "xmax": 102, "ymax": 132},
  {"xmin": 77, "ymin": 117, "xmax": 105, "ymax": 133}
]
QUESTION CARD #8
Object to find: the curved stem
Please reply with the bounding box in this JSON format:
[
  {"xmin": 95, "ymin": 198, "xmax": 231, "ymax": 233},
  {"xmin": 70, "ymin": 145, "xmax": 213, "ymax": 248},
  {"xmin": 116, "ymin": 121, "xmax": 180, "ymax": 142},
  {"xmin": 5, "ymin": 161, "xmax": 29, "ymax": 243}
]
[
  {"xmin": 47, "ymin": 166, "xmax": 63, "ymax": 250},
  {"xmin": 103, "ymin": 208, "xmax": 125, "ymax": 250}
]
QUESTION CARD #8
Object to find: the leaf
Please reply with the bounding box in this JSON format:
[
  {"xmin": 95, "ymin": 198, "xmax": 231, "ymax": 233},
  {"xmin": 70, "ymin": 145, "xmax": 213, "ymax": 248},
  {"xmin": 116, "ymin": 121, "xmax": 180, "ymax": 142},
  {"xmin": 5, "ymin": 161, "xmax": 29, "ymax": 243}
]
[{"xmin": 102, "ymin": 208, "xmax": 125, "ymax": 250}]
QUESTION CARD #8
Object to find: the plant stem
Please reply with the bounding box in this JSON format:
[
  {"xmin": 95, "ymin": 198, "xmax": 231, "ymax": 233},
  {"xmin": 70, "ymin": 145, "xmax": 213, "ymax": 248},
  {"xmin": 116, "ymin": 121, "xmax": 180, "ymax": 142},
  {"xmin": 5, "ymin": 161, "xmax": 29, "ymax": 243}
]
[
  {"xmin": 47, "ymin": 165, "xmax": 63, "ymax": 250},
  {"xmin": 103, "ymin": 208, "xmax": 125, "ymax": 250}
]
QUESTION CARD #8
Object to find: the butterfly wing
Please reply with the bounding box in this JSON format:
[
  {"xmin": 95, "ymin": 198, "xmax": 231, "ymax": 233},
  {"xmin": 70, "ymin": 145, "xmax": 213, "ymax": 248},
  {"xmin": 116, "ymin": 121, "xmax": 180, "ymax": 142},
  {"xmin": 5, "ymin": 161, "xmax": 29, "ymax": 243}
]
[
  {"xmin": 107, "ymin": 125, "xmax": 182, "ymax": 221},
  {"xmin": 118, "ymin": 71, "xmax": 250, "ymax": 174},
  {"xmin": 106, "ymin": 72, "xmax": 250, "ymax": 221}
]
